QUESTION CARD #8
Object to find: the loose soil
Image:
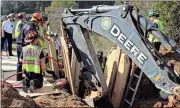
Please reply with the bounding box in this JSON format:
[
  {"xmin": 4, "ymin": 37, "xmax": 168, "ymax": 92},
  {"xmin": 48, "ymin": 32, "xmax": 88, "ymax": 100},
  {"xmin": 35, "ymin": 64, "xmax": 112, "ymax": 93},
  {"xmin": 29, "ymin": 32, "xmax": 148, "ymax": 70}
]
[
  {"xmin": 34, "ymin": 89, "xmax": 88, "ymax": 107},
  {"xmin": 1, "ymin": 86, "xmax": 39, "ymax": 108},
  {"xmin": 1, "ymin": 85, "xmax": 88, "ymax": 108}
]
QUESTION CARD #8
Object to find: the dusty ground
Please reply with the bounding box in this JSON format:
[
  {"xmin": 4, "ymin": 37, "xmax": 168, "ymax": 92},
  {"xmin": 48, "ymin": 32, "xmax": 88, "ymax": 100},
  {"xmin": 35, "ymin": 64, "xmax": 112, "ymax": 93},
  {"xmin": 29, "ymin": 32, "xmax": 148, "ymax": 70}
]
[
  {"xmin": 34, "ymin": 89, "xmax": 88, "ymax": 107},
  {"xmin": 1, "ymin": 85, "xmax": 88, "ymax": 108}
]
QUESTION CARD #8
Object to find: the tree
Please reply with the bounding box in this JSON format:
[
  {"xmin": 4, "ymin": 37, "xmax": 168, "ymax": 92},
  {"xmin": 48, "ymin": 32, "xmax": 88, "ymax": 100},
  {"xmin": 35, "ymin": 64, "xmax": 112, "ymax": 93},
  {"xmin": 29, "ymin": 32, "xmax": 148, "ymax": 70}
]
[
  {"xmin": 45, "ymin": 1, "xmax": 78, "ymax": 14},
  {"xmin": 76, "ymin": 1, "xmax": 115, "ymax": 8},
  {"xmin": 152, "ymin": 1, "xmax": 180, "ymax": 41},
  {"xmin": 45, "ymin": 1, "xmax": 78, "ymax": 33},
  {"xmin": 1, "ymin": 1, "xmax": 51, "ymax": 15},
  {"xmin": 115, "ymin": 1, "xmax": 180, "ymax": 42}
]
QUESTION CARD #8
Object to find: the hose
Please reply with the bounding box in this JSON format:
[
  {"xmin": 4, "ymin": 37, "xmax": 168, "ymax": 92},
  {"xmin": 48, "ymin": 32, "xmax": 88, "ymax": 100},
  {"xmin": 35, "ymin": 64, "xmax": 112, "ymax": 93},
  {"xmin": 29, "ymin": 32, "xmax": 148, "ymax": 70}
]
[
  {"xmin": 45, "ymin": 56, "xmax": 63, "ymax": 71},
  {"xmin": 1, "ymin": 72, "xmax": 24, "ymax": 87},
  {"xmin": 1, "ymin": 56, "xmax": 64, "ymax": 87}
]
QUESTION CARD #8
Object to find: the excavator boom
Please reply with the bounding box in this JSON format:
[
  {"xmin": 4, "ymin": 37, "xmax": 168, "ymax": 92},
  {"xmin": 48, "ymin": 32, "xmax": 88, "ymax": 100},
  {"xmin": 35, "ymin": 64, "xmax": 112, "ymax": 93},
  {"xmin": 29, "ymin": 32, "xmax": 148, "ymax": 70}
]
[{"xmin": 61, "ymin": 4, "xmax": 180, "ymax": 100}]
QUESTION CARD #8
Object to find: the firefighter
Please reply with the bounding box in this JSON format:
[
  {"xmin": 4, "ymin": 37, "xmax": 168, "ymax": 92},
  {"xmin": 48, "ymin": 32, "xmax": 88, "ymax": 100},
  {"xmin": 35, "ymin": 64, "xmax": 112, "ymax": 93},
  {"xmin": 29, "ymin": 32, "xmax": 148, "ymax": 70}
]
[
  {"xmin": 20, "ymin": 30, "xmax": 46, "ymax": 93},
  {"xmin": 15, "ymin": 12, "xmax": 41, "ymax": 81},
  {"xmin": 148, "ymin": 9, "xmax": 165, "ymax": 51},
  {"xmin": 15, "ymin": 12, "xmax": 26, "ymax": 81},
  {"xmin": 31, "ymin": 12, "xmax": 45, "ymax": 47}
]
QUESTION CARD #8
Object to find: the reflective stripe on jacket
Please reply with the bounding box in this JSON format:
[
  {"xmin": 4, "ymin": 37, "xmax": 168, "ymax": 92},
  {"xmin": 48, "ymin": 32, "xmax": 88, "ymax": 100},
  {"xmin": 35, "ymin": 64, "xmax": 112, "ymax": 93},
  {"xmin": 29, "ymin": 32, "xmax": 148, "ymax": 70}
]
[
  {"xmin": 148, "ymin": 19, "xmax": 165, "ymax": 42},
  {"xmin": 22, "ymin": 44, "xmax": 42, "ymax": 74}
]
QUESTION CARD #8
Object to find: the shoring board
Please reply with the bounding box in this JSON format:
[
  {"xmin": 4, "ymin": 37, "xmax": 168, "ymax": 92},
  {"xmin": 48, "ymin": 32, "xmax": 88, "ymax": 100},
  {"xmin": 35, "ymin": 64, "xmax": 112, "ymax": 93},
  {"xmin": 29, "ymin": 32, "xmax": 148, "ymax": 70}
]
[
  {"xmin": 48, "ymin": 38, "xmax": 59, "ymax": 78},
  {"xmin": 74, "ymin": 60, "xmax": 80, "ymax": 94},
  {"xmin": 60, "ymin": 25, "xmax": 75, "ymax": 95},
  {"xmin": 47, "ymin": 40, "xmax": 53, "ymax": 70},
  {"xmin": 104, "ymin": 47, "xmax": 122, "ymax": 96},
  {"xmin": 71, "ymin": 49, "xmax": 76, "ymax": 92},
  {"xmin": 111, "ymin": 52, "xmax": 131, "ymax": 107}
]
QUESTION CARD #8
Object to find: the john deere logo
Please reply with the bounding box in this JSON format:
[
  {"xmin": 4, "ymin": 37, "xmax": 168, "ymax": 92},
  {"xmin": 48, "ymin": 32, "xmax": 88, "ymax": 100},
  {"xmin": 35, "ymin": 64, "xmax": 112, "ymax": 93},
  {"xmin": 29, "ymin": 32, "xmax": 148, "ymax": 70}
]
[{"xmin": 101, "ymin": 17, "xmax": 111, "ymax": 30}]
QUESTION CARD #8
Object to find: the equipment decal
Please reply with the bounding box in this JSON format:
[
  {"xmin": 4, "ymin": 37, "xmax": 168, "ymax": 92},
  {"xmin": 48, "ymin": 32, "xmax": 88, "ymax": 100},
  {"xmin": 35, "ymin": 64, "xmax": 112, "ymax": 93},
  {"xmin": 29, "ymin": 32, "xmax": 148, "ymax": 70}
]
[
  {"xmin": 101, "ymin": 17, "xmax": 111, "ymax": 30},
  {"xmin": 110, "ymin": 24, "xmax": 148, "ymax": 65}
]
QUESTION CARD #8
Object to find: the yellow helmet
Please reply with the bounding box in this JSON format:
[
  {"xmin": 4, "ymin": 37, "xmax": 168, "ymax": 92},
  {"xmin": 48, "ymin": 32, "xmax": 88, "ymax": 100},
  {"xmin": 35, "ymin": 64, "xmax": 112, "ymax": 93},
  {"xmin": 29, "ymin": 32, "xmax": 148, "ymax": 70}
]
[{"xmin": 31, "ymin": 16, "xmax": 38, "ymax": 22}]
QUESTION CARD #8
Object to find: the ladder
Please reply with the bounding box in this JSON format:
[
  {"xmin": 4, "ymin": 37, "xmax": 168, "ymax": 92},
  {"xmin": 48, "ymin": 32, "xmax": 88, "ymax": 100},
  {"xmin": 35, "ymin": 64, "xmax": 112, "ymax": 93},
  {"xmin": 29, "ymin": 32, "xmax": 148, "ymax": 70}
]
[{"xmin": 121, "ymin": 69, "xmax": 143, "ymax": 107}]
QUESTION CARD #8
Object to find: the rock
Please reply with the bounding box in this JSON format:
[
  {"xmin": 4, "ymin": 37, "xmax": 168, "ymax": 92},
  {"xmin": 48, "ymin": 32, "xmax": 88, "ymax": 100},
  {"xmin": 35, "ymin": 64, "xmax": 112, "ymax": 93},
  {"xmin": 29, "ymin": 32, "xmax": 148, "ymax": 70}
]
[{"xmin": 153, "ymin": 102, "xmax": 162, "ymax": 107}]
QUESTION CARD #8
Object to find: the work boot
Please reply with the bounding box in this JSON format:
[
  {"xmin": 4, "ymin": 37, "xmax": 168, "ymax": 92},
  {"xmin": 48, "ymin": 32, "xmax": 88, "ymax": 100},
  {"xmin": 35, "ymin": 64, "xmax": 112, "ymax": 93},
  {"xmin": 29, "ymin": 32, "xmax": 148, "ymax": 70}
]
[
  {"xmin": 9, "ymin": 54, "xmax": 14, "ymax": 56},
  {"xmin": 22, "ymin": 79, "xmax": 28, "ymax": 93},
  {"xmin": 29, "ymin": 80, "xmax": 35, "ymax": 93}
]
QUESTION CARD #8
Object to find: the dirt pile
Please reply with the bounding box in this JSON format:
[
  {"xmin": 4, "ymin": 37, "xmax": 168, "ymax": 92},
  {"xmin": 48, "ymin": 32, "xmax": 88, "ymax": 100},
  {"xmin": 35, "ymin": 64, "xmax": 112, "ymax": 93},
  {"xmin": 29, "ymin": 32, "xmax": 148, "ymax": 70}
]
[
  {"xmin": 1, "ymin": 86, "xmax": 39, "ymax": 108},
  {"xmin": 154, "ymin": 95, "xmax": 180, "ymax": 107},
  {"xmin": 1, "ymin": 86, "xmax": 88, "ymax": 108},
  {"xmin": 133, "ymin": 95, "xmax": 180, "ymax": 108},
  {"xmin": 34, "ymin": 89, "xmax": 88, "ymax": 107},
  {"xmin": 133, "ymin": 99, "xmax": 167, "ymax": 108}
]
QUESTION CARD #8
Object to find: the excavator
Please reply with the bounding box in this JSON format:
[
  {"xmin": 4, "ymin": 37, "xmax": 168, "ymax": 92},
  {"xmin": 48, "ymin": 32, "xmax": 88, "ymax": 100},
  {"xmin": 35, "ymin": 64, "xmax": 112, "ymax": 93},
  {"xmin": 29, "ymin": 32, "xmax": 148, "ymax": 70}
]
[{"xmin": 60, "ymin": 4, "xmax": 180, "ymax": 107}]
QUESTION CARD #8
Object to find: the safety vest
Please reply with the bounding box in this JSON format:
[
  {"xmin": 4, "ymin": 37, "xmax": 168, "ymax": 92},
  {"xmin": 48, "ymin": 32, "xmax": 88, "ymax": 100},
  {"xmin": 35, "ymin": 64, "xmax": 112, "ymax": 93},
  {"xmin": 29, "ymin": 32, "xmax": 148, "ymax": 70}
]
[
  {"xmin": 15, "ymin": 20, "xmax": 23, "ymax": 37},
  {"xmin": 148, "ymin": 19, "xmax": 165, "ymax": 42},
  {"xmin": 22, "ymin": 44, "xmax": 42, "ymax": 74},
  {"xmin": 39, "ymin": 25, "xmax": 44, "ymax": 37},
  {"xmin": 38, "ymin": 25, "xmax": 45, "ymax": 47}
]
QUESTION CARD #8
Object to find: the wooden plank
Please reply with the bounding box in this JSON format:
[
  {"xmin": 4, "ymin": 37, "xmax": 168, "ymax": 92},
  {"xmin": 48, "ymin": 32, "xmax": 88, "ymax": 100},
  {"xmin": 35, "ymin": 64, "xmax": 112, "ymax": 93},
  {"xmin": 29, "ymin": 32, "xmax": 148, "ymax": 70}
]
[
  {"xmin": 74, "ymin": 55, "xmax": 80, "ymax": 94},
  {"xmin": 71, "ymin": 49, "xmax": 76, "ymax": 90},
  {"xmin": 59, "ymin": 25, "xmax": 75, "ymax": 95},
  {"xmin": 104, "ymin": 46, "xmax": 122, "ymax": 96},
  {"xmin": 70, "ymin": 49, "xmax": 81, "ymax": 95},
  {"xmin": 111, "ymin": 52, "xmax": 131, "ymax": 107},
  {"xmin": 48, "ymin": 37, "xmax": 59, "ymax": 78},
  {"xmin": 16, "ymin": 77, "xmax": 61, "ymax": 97},
  {"xmin": 61, "ymin": 41, "xmax": 68, "ymax": 78},
  {"xmin": 47, "ymin": 40, "xmax": 53, "ymax": 70}
]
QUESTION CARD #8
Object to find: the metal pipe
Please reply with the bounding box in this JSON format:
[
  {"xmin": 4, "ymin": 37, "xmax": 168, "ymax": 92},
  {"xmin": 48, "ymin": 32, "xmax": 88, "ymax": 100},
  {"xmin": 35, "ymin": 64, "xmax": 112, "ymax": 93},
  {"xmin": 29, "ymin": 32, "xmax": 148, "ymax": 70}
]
[{"xmin": 70, "ymin": 5, "xmax": 122, "ymax": 13}]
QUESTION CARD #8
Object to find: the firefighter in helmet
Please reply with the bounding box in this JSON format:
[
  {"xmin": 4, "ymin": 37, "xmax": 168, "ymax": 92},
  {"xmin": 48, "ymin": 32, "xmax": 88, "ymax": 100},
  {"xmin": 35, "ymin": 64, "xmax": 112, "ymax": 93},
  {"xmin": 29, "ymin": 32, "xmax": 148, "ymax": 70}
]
[{"xmin": 20, "ymin": 29, "xmax": 46, "ymax": 93}]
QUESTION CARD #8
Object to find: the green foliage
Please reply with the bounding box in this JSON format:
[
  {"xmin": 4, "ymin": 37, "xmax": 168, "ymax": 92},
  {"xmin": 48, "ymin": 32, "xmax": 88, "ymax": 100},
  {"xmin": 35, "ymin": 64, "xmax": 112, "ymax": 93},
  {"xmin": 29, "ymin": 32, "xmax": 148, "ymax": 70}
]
[
  {"xmin": 114, "ymin": 1, "xmax": 180, "ymax": 41},
  {"xmin": 152, "ymin": 1, "xmax": 180, "ymax": 39},
  {"xmin": 90, "ymin": 32, "xmax": 115, "ymax": 55},
  {"xmin": 51, "ymin": 1, "xmax": 78, "ymax": 8},
  {"xmin": 45, "ymin": 1, "xmax": 78, "ymax": 14},
  {"xmin": 1, "ymin": 1, "xmax": 51, "ymax": 15},
  {"xmin": 45, "ymin": 1, "xmax": 78, "ymax": 33},
  {"xmin": 114, "ymin": 0, "xmax": 124, "ymax": 5}
]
